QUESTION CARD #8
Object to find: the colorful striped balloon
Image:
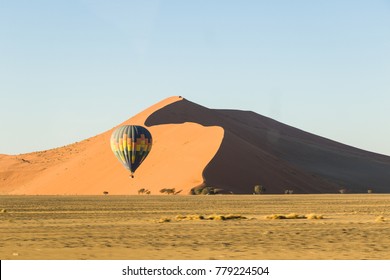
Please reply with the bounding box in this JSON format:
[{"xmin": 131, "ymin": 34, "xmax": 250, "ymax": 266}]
[{"xmin": 110, "ymin": 125, "xmax": 152, "ymax": 178}]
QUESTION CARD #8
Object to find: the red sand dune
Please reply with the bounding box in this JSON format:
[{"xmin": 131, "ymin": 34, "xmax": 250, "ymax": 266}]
[
  {"xmin": 1, "ymin": 96, "xmax": 390, "ymax": 195},
  {"xmin": 0, "ymin": 97, "xmax": 223, "ymax": 195}
]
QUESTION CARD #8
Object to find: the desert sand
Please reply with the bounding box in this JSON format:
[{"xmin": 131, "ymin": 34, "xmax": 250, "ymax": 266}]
[{"xmin": 1, "ymin": 194, "xmax": 389, "ymax": 260}]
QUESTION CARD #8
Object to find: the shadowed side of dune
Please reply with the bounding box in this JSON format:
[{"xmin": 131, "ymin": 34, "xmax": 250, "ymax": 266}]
[{"xmin": 145, "ymin": 99, "xmax": 390, "ymax": 193}]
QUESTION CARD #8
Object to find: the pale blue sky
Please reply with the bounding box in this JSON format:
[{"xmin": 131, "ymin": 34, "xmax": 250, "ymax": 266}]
[{"xmin": 1, "ymin": 0, "xmax": 389, "ymax": 155}]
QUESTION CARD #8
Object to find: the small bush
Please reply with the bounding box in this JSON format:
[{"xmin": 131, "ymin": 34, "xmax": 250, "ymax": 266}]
[
  {"xmin": 139, "ymin": 188, "xmax": 151, "ymax": 195},
  {"xmin": 160, "ymin": 188, "xmax": 176, "ymax": 195},
  {"xmin": 254, "ymin": 185, "xmax": 266, "ymax": 194},
  {"xmin": 158, "ymin": 218, "xmax": 171, "ymax": 223}
]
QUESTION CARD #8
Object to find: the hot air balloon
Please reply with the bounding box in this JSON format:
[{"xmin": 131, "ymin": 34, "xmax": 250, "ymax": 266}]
[{"xmin": 110, "ymin": 125, "xmax": 152, "ymax": 178}]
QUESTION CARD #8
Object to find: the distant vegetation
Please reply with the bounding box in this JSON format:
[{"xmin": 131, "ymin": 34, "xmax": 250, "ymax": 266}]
[
  {"xmin": 253, "ymin": 185, "xmax": 266, "ymax": 194},
  {"xmin": 159, "ymin": 188, "xmax": 182, "ymax": 195},
  {"xmin": 103, "ymin": 191, "xmax": 109, "ymax": 195},
  {"xmin": 190, "ymin": 185, "xmax": 225, "ymax": 195},
  {"xmin": 138, "ymin": 188, "xmax": 151, "ymax": 195}
]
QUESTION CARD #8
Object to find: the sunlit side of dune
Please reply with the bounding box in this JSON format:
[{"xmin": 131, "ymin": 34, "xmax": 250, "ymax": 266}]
[{"xmin": 0, "ymin": 96, "xmax": 224, "ymax": 195}]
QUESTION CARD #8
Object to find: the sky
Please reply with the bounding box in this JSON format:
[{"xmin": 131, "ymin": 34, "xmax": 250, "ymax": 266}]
[{"xmin": 1, "ymin": 0, "xmax": 389, "ymax": 155}]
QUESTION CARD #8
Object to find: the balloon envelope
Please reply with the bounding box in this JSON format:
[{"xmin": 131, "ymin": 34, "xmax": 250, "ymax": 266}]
[{"xmin": 110, "ymin": 125, "xmax": 152, "ymax": 176}]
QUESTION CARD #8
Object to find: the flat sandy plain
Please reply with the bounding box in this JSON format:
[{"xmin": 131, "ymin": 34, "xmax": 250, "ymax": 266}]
[{"xmin": 1, "ymin": 194, "xmax": 389, "ymax": 260}]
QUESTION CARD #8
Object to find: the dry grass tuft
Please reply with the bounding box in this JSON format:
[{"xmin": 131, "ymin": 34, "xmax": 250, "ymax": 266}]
[
  {"xmin": 375, "ymin": 216, "xmax": 385, "ymax": 223},
  {"xmin": 306, "ymin": 213, "xmax": 324, "ymax": 220},
  {"xmin": 266, "ymin": 213, "xmax": 323, "ymax": 220},
  {"xmin": 160, "ymin": 214, "xmax": 247, "ymax": 222},
  {"xmin": 207, "ymin": 214, "xmax": 226, "ymax": 220},
  {"xmin": 175, "ymin": 214, "xmax": 204, "ymax": 221},
  {"xmin": 286, "ymin": 213, "xmax": 305, "ymax": 219},
  {"xmin": 266, "ymin": 214, "xmax": 287, "ymax": 220},
  {"xmin": 206, "ymin": 214, "xmax": 247, "ymax": 221}
]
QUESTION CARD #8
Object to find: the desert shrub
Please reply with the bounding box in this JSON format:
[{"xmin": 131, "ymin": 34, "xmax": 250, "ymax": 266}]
[
  {"xmin": 253, "ymin": 185, "xmax": 266, "ymax": 194},
  {"xmin": 190, "ymin": 188, "xmax": 200, "ymax": 195},
  {"xmin": 103, "ymin": 191, "xmax": 109, "ymax": 195},
  {"xmin": 201, "ymin": 187, "xmax": 212, "ymax": 195},
  {"xmin": 138, "ymin": 188, "xmax": 146, "ymax": 194},
  {"xmin": 284, "ymin": 189, "xmax": 294, "ymax": 194},
  {"xmin": 166, "ymin": 188, "xmax": 176, "ymax": 195},
  {"xmin": 367, "ymin": 189, "xmax": 373, "ymax": 194},
  {"xmin": 191, "ymin": 185, "xmax": 224, "ymax": 195},
  {"xmin": 139, "ymin": 188, "xmax": 151, "ymax": 195},
  {"xmin": 213, "ymin": 188, "xmax": 225, "ymax": 194},
  {"xmin": 160, "ymin": 188, "xmax": 176, "ymax": 195}
]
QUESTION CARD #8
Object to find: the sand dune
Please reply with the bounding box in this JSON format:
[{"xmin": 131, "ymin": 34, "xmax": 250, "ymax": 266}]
[
  {"xmin": 0, "ymin": 96, "xmax": 223, "ymax": 195},
  {"xmin": 1, "ymin": 96, "xmax": 390, "ymax": 195}
]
